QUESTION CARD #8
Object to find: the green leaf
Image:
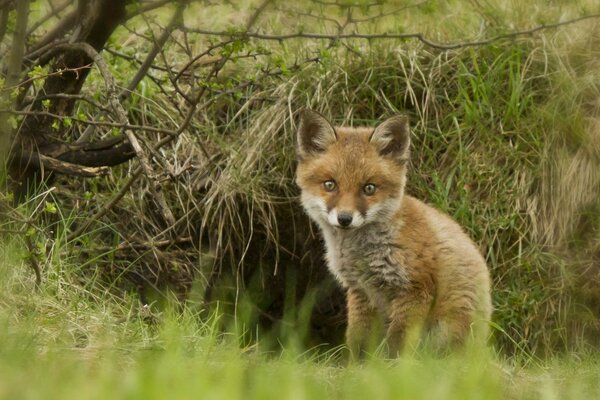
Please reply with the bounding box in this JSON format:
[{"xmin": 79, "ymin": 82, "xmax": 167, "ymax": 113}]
[
  {"xmin": 8, "ymin": 116, "xmax": 18, "ymax": 130},
  {"xmin": 44, "ymin": 201, "xmax": 58, "ymax": 214}
]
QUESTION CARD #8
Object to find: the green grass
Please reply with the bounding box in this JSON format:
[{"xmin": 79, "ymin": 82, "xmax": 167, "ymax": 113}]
[{"xmin": 1, "ymin": 242, "xmax": 600, "ymax": 400}]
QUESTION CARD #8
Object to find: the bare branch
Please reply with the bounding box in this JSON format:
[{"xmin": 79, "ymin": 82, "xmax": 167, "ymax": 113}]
[
  {"xmin": 348, "ymin": 0, "xmax": 430, "ymax": 24},
  {"xmin": 26, "ymin": 0, "xmax": 71, "ymax": 36},
  {"xmin": 25, "ymin": 9, "xmax": 78, "ymax": 58},
  {"xmin": 22, "ymin": 93, "xmax": 113, "ymax": 113},
  {"xmin": 3, "ymin": 109, "xmax": 178, "ymax": 136},
  {"xmin": 67, "ymin": 166, "xmax": 142, "ymax": 241},
  {"xmin": 184, "ymin": 13, "xmax": 600, "ymax": 50},
  {"xmin": 92, "ymin": 236, "xmax": 194, "ymax": 253},
  {"xmin": 33, "ymin": 153, "xmax": 110, "ymax": 177},
  {"xmin": 246, "ymin": 0, "xmax": 273, "ymax": 30},
  {"xmin": 125, "ymin": 0, "xmax": 172, "ymax": 20},
  {"xmin": 121, "ymin": 1, "xmax": 186, "ymax": 100}
]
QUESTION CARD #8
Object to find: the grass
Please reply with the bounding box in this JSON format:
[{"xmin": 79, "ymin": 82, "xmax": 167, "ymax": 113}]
[
  {"xmin": 2, "ymin": 0, "xmax": 600, "ymax": 397},
  {"xmin": 1, "ymin": 249, "xmax": 600, "ymax": 400}
]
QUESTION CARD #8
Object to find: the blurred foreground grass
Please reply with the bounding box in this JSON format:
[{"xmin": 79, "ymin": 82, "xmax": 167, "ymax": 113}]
[{"xmin": 1, "ymin": 243, "xmax": 599, "ymax": 400}]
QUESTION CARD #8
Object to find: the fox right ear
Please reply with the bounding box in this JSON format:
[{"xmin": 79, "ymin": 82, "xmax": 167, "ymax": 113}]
[
  {"xmin": 297, "ymin": 109, "xmax": 337, "ymax": 158},
  {"xmin": 370, "ymin": 115, "xmax": 410, "ymax": 163}
]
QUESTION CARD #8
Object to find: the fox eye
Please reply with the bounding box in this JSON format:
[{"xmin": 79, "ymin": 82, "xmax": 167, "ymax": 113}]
[
  {"xmin": 323, "ymin": 180, "xmax": 337, "ymax": 192},
  {"xmin": 363, "ymin": 183, "xmax": 377, "ymax": 196}
]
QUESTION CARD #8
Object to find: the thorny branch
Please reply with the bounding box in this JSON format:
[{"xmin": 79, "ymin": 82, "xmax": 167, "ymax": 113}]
[{"xmin": 184, "ymin": 13, "xmax": 600, "ymax": 50}]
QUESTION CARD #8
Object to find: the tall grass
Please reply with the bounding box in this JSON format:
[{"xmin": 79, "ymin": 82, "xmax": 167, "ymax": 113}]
[{"xmin": 1, "ymin": 246, "xmax": 600, "ymax": 399}]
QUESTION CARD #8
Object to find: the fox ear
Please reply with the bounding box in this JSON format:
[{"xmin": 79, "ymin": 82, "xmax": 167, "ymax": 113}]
[
  {"xmin": 297, "ymin": 109, "xmax": 337, "ymax": 158},
  {"xmin": 370, "ymin": 115, "xmax": 410, "ymax": 162}
]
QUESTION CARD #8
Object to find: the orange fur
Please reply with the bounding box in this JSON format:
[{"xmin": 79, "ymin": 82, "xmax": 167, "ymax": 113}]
[{"xmin": 296, "ymin": 110, "xmax": 492, "ymax": 358}]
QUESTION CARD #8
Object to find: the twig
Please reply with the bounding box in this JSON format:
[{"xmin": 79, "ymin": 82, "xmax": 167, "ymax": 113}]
[
  {"xmin": 25, "ymin": 9, "xmax": 77, "ymax": 57},
  {"xmin": 246, "ymin": 0, "xmax": 273, "ymax": 29},
  {"xmin": 92, "ymin": 236, "xmax": 193, "ymax": 253},
  {"xmin": 26, "ymin": 0, "xmax": 71, "ymax": 36},
  {"xmin": 1, "ymin": 109, "xmax": 178, "ymax": 136},
  {"xmin": 21, "ymin": 93, "xmax": 112, "ymax": 113},
  {"xmin": 348, "ymin": 0, "xmax": 430, "ymax": 24},
  {"xmin": 121, "ymin": 2, "xmax": 186, "ymax": 100},
  {"xmin": 184, "ymin": 13, "xmax": 600, "ymax": 50},
  {"xmin": 125, "ymin": 0, "xmax": 172, "ymax": 20},
  {"xmin": 67, "ymin": 168, "xmax": 143, "ymax": 242},
  {"xmin": 173, "ymin": 38, "xmax": 236, "ymax": 83},
  {"xmin": 105, "ymin": 47, "xmax": 193, "ymax": 76}
]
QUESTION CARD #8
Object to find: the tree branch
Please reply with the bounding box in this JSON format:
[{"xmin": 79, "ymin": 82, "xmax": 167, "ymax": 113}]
[
  {"xmin": 3, "ymin": 109, "xmax": 178, "ymax": 136},
  {"xmin": 25, "ymin": 153, "xmax": 110, "ymax": 177},
  {"xmin": 91, "ymin": 236, "xmax": 194, "ymax": 253},
  {"xmin": 121, "ymin": 1, "xmax": 186, "ymax": 100},
  {"xmin": 25, "ymin": 9, "xmax": 78, "ymax": 59},
  {"xmin": 26, "ymin": 0, "xmax": 71, "ymax": 37},
  {"xmin": 183, "ymin": 13, "xmax": 600, "ymax": 50},
  {"xmin": 125, "ymin": 0, "xmax": 172, "ymax": 20}
]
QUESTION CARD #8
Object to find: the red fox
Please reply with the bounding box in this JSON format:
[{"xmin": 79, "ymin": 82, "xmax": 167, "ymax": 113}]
[{"xmin": 295, "ymin": 109, "xmax": 492, "ymax": 357}]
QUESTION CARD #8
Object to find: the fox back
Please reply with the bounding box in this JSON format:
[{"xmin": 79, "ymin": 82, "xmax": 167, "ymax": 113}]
[{"xmin": 295, "ymin": 109, "xmax": 492, "ymax": 357}]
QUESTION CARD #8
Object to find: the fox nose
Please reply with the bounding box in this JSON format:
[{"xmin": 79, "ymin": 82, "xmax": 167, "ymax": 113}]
[{"xmin": 337, "ymin": 212, "xmax": 353, "ymax": 227}]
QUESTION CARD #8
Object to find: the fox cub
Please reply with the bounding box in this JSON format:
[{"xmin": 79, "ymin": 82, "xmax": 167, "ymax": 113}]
[{"xmin": 295, "ymin": 109, "xmax": 492, "ymax": 357}]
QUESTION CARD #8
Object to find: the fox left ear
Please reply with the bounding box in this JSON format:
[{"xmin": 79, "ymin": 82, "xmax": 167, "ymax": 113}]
[
  {"xmin": 296, "ymin": 109, "xmax": 337, "ymax": 159},
  {"xmin": 370, "ymin": 115, "xmax": 410, "ymax": 163}
]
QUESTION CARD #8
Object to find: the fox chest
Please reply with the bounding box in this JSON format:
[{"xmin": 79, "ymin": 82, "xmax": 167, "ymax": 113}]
[{"xmin": 321, "ymin": 229, "xmax": 410, "ymax": 296}]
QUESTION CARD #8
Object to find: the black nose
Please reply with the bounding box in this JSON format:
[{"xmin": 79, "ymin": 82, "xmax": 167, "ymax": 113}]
[{"xmin": 337, "ymin": 212, "xmax": 353, "ymax": 227}]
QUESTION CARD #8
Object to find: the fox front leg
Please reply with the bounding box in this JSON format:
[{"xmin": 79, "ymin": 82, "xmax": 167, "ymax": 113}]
[
  {"xmin": 345, "ymin": 287, "xmax": 381, "ymax": 360},
  {"xmin": 385, "ymin": 296, "xmax": 431, "ymax": 357}
]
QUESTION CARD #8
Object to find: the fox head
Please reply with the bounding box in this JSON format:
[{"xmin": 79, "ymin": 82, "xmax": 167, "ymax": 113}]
[{"xmin": 296, "ymin": 109, "xmax": 410, "ymax": 230}]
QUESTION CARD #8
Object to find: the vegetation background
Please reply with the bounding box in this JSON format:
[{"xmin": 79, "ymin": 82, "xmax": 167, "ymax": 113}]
[{"xmin": 1, "ymin": 0, "xmax": 599, "ymax": 398}]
